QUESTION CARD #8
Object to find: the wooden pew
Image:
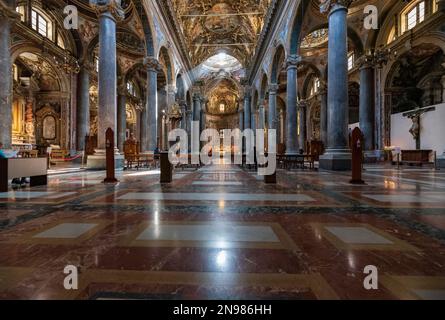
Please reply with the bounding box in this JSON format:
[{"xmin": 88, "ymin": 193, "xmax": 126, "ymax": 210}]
[{"xmin": 0, "ymin": 157, "xmax": 48, "ymax": 192}]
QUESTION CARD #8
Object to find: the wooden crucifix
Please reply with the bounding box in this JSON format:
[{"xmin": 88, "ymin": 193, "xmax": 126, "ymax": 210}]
[{"xmin": 402, "ymin": 106, "xmax": 436, "ymax": 150}]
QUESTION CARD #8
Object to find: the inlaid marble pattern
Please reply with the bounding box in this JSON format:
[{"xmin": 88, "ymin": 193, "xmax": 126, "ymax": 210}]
[{"xmin": 0, "ymin": 164, "xmax": 445, "ymax": 300}]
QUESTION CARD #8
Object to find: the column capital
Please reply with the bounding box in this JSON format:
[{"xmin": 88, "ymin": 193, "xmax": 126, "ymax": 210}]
[
  {"xmin": 0, "ymin": 1, "xmax": 20, "ymax": 21},
  {"xmin": 143, "ymin": 56, "xmax": 163, "ymax": 73},
  {"xmin": 357, "ymin": 54, "xmax": 375, "ymax": 70},
  {"xmin": 240, "ymin": 78, "xmax": 250, "ymax": 86},
  {"xmin": 285, "ymin": 55, "xmax": 302, "ymax": 70},
  {"xmin": 268, "ymin": 83, "xmax": 279, "ymax": 94},
  {"xmin": 92, "ymin": 0, "xmax": 124, "ymax": 21},
  {"xmin": 243, "ymin": 89, "xmax": 251, "ymax": 99},
  {"xmin": 80, "ymin": 60, "xmax": 95, "ymax": 73},
  {"xmin": 117, "ymin": 83, "xmax": 127, "ymax": 96},
  {"xmin": 374, "ymin": 48, "xmax": 391, "ymax": 68},
  {"xmin": 166, "ymin": 84, "xmax": 176, "ymax": 93},
  {"xmin": 297, "ymin": 100, "xmax": 308, "ymax": 109},
  {"xmin": 318, "ymin": 80, "xmax": 328, "ymax": 95},
  {"xmin": 320, "ymin": 0, "xmax": 352, "ymax": 14}
]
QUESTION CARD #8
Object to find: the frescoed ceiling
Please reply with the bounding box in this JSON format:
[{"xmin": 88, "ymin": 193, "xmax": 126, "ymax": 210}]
[{"xmin": 169, "ymin": 0, "xmax": 272, "ymax": 66}]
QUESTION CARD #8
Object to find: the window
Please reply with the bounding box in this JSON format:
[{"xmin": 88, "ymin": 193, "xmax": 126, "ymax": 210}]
[
  {"xmin": 348, "ymin": 53, "xmax": 354, "ymax": 71},
  {"xmin": 310, "ymin": 78, "xmax": 320, "ymax": 96},
  {"xmin": 219, "ymin": 103, "xmax": 225, "ymax": 113},
  {"xmin": 315, "ymin": 78, "xmax": 320, "ymax": 93},
  {"xmin": 57, "ymin": 34, "xmax": 65, "ymax": 49},
  {"xmin": 95, "ymin": 56, "xmax": 99, "ymax": 72},
  {"xmin": 16, "ymin": 6, "xmax": 25, "ymax": 22},
  {"xmin": 406, "ymin": 1, "xmax": 425, "ymax": 31},
  {"xmin": 12, "ymin": 64, "xmax": 19, "ymax": 82},
  {"xmin": 31, "ymin": 9, "xmax": 49, "ymax": 38},
  {"xmin": 127, "ymin": 82, "xmax": 138, "ymax": 97},
  {"xmin": 387, "ymin": 26, "xmax": 396, "ymax": 44}
]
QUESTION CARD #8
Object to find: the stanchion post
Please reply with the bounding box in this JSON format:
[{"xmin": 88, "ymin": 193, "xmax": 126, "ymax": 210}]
[
  {"xmin": 104, "ymin": 128, "xmax": 118, "ymax": 184},
  {"xmin": 350, "ymin": 127, "xmax": 365, "ymax": 185}
]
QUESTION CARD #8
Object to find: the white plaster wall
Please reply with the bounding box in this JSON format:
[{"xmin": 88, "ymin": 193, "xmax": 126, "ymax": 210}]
[
  {"xmin": 391, "ymin": 114, "xmax": 416, "ymax": 150},
  {"xmin": 390, "ymin": 103, "xmax": 445, "ymax": 153},
  {"xmin": 420, "ymin": 104, "xmax": 445, "ymax": 154}
]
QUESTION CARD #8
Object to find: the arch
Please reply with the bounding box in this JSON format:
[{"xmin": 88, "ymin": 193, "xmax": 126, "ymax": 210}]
[
  {"xmin": 260, "ymin": 73, "xmax": 269, "ymax": 101},
  {"xmin": 270, "ymin": 45, "xmax": 286, "ymax": 84},
  {"xmin": 292, "ymin": 14, "xmax": 365, "ymax": 56},
  {"xmin": 134, "ymin": 0, "xmax": 155, "ymax": 56},
  {"xmin": 289, "ymin": 0, "xmax": 312, "ymax": 55},
  {"xmin": 158, "ymin": 46, "xmax": 174, "ymax": 85},
  {"xmin": 176, "ymin": 73, "xmax": 185, "ymax": 101},
  {"xmin": 11, "ymin": 47, "xmax": 70, "ymax": 93}
]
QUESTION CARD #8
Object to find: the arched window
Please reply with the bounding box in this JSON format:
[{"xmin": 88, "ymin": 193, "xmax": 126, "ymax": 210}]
[
  {"xmin": 31, "ymin": 8, "xmax": 53, "ymax": 40},
  {"xmin": 127, "ymin": 82, "xmax": 138, "ymax": 97},
  {"xmin": 15, "ymin": 6, "xmax": 25, "ymax": 22},
  {"xmin": 387, "ymin": 26, "xmax": 396, "ymax": 45},
  {"xmin": 348, "ymin": 52, "xmax": 355, "ymax": 71},
  {"xmin": 400, "ymin": 0, "xmax": 433, "ymax": 34},
  {"xmin": 310, "ymin": 77, "xmax": 320, "ymax": 97}
]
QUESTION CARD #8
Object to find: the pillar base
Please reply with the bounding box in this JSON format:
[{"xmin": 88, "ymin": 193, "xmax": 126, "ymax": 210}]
[
  {"xmin": 437, "ymin": 153, "xmax": 445, "ymax": 169},
  {"xmin": 319, "ymin": 149, "xmax": 351, "ymax": 171},
  {"xmin": 86, "ymin": 149, "xmax": 124, "ymax": 170}
]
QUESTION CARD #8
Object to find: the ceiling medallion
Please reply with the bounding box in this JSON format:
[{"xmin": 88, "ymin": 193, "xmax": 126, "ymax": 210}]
[{"xmin": 204, "ymin": 3, "xmax": 240, "ymax": 35}]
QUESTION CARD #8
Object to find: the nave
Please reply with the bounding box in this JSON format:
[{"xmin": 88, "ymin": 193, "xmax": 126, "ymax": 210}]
[{"xmin": 0, "ymin": 164, "xmax": 445, "ymax": 300}]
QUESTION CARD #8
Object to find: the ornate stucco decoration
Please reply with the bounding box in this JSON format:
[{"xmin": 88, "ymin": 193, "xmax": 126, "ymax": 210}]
[
  {"xmin": 91, "ymin": 0, "xmax": 125, "ymax": 21},
  {"xmin": 320, "ymin": 0, "xmax": 353, "ymax": 14}
]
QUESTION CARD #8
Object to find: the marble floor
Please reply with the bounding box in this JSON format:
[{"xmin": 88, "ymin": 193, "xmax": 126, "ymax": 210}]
[{"xmin": 1, "ymin": 163, "xmax": 445, "ymax": 300}]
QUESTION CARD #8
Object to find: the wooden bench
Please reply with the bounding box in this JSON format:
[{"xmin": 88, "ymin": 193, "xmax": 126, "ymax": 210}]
[{"xmin": 0, "ymin": 157, "xmax": 48, "ymax": 192}]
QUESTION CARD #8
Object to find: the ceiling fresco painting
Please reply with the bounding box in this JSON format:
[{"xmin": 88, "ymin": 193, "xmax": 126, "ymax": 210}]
[{"xmin": 170, "ymin": 0, "xmax": 272, "ymax": 66}]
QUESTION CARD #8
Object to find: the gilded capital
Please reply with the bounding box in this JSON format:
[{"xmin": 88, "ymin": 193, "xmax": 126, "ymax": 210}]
[
  {"xmin": 320, "ymin": 0, "xmax": 353, "ymax": 14},
  {"xmin": 357, "ymin": 54, "xmax": 375, "ymax": 70},
  {"xmin": 92, "ymin": 0, "xmax": 124, "ymax": 22},
  {"xmin": 285, "ymin": 55, "xmax": 302, "ymax": 70},
  {"xmin": 143, "ymin": 56, "xmax": 162, "ymax": 73},
  {"xmin": 268, "ymin": 84, "xmax": 279, "ymax": 94}
]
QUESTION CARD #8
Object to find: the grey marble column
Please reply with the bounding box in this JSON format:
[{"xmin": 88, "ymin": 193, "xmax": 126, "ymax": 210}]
[
  {"xmin": 94, "ymin": 1, "xmax": 123, "ymax": 150},
  {"xmin": 258, "ymin": 104, "xmax": 265, "ymax": 130},
  {"xmin": 359, "ymin": 55, "xmax": 375, "ymax": 152},
  {"xmin": 239, "ymin": 111, "xmax": 244, "ymax": 130},
  {"xmin": 200, "ymin": 99, "xmax": 206, "ymax": 133},
  {"xmin": 142, "ymin": 57, "xmax": 161, "ymax": 152},
  {"xmin": 319, "ymin": 84, "xmax": 328, "ymax": 147},
  {"xmin": 251, "ymin": 112, "xmax": 257, "ymax": 131},
  {"xmin": 0, "ymin": 2, "xmax": 18, "ymax": 148},
  {"xmin": 319, "ymin": 0, "xmax": 352, "ymax": 170},
  {"xmin": 180, "ymin": 102, "xmax": 187, "ymax": 130},
  {"xmin": 117, "ymin": 85, "xmax": 127, "ymax": 152},
  {"xmin": 87, "ymin": 0, "xmax": 125, "ymax": 169},
  {"xmin": 286, "ymin": 55, "xmax": 300, "ymax": 154},
  {"xmin": 193, "ymin": 94, "xmax": 201, "ymax": 122},
  {"xmin": 243, "ymin": 91, "xmax": 251, "ymax": 130},
  {"xmin": 76, "ymin": 63, "xmax": 91, "ymax": 151},
  {"xmin": 268, "ymin": 84, "xmax": 278, "ymax": 130},
  {"xmin": 298, "ymin": 101, "xmax": 307, "ymax": 151}
]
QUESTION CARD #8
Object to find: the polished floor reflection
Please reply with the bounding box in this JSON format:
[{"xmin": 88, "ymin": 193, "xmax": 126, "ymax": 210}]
[{"xmin": 1, "ymin": 163, "xmax": 445, "ymax": 300}]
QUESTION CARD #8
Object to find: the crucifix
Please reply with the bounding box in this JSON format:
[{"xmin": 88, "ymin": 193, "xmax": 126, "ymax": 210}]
[{"xmin": 403, "ymin": 106, "xmax": 436, "ymax": 150}]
